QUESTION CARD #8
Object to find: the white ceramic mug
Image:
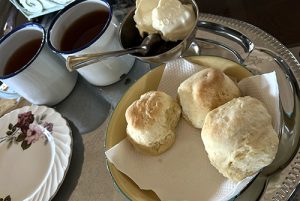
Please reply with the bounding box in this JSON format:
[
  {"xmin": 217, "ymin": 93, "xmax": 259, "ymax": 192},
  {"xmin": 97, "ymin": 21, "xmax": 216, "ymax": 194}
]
[
  {"xmin": 0, "ymin": 23, "xmax": 78, "ymax": 106},
  {"xmin": 47, "ymin": 0, "xmax": 135, "ymax": 86}
]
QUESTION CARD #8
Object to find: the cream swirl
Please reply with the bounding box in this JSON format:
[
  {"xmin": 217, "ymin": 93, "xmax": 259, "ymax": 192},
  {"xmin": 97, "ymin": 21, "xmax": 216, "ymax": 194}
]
[{"xmin": 133, "ymin": 0, "xmax": 196, "ymax": 42}]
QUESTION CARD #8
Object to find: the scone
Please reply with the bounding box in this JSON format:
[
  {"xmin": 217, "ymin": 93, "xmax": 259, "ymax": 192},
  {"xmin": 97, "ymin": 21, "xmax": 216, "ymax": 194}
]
[
  {"xmin": 177, "ymin": 68, "xmax": 240, "ymax": 128},
  {"xmin": 201, "ymin": 96, "xmax": 279, "ymax": 181},
  {"xmin": 125, "ymin": 91, "xmax": 181, "ymax": 155}
]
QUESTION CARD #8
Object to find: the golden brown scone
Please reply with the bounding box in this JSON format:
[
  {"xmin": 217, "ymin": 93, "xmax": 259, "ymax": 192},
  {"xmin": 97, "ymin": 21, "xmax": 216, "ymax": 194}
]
[
  {"xmin": 201, "ymin": 96, "xmax": 279, "ymax": 181},
  {"xmin": 177, "ymin": 68, "xmax": 241, "ymax": 128},
  {"xmin": 125, "ymin": 91, "xmax": 181, "ymax": 155}
]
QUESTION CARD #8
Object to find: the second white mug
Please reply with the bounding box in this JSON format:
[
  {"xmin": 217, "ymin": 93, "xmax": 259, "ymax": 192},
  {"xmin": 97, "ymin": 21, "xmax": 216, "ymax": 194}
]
[{"xmin": 47, "ymin": 0, "xmax": 135, "ymax": 86}]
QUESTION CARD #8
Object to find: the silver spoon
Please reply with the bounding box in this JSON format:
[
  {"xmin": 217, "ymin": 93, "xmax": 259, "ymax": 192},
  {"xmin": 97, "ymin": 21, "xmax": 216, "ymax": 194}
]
[{"xmin": 66, "ymin": 33, "xmax": 161, "ymax": 71}]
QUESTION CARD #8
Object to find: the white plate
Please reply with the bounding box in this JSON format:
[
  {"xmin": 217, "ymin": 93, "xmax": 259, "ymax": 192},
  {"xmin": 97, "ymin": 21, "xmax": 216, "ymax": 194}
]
[
  {"xmin": 26, "ymin": 106, "xmax": 72, "ymax": 201},
  {"xmin": 0, "ymin": 105, "xmax": 72, "ymax": 201},
  {"xmin": 9, "ymin": 0, "xmax": 75, "ymax": 20},
  {"xmin": 0, "ymin": 105, "xmax": 56, "ymax": 201}
]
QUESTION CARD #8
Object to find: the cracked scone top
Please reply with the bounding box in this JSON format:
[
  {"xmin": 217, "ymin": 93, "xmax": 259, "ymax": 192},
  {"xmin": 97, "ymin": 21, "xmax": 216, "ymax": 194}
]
[
  {"xmin": 178, "ymin": 68, "xmax": 241, "ymax": 129},
  {"xmin": 125, "ymin": 91, "xmax": 181, "ymax": 155},
  {"xmin": 201, "ymin": 96, "xmax": 279, "ymax": 181}
]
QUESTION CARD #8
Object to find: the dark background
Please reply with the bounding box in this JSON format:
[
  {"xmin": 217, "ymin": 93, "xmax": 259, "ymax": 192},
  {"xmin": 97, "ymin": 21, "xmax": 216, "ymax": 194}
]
[{"xmin": 194, "ymin": 0, "xmax": 300, "ymax": 47}]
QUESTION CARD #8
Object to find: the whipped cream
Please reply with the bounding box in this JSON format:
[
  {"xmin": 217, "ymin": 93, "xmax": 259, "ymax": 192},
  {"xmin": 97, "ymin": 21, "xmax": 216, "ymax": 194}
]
[
  {"xmin": 134, "ymin": 0, "xmax": 159, "ymax": 35},
  {"xmin": 134, "ymin": 0, "xmax": 196, "ymax": 42}
]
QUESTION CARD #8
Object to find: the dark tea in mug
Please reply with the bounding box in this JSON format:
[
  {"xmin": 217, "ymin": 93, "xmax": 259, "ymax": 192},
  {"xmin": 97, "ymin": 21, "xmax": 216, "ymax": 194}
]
[
  {"xmin": 4, "ymin": 38, "xmax": 42, "ymax": 76},
  {"xmin": 0, "ymin": 23, "xmax": 78, "ymax": 105},
  {"xmin": 47, "ymin": 0, "xmax": 135, "ymax": 86},
  {"xmin": 59, "ymin": 10, "xmax": 109, "ymax": 51}
]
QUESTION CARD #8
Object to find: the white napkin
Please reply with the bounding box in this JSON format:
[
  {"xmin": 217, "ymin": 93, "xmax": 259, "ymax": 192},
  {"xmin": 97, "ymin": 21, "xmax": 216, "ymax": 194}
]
[
  {"xmin": 238, "ymin": 72, "xmax": 280, "ymax": 132},
  {"xmin": 106, "ymin": 59, "xmax": 280, "ymax": 201}
]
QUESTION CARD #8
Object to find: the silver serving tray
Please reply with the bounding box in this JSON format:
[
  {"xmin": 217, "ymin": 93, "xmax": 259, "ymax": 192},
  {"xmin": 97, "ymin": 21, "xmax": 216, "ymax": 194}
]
[{"xmin": 194, "ymin": 13, "xmax": 300, "ymax": 201}]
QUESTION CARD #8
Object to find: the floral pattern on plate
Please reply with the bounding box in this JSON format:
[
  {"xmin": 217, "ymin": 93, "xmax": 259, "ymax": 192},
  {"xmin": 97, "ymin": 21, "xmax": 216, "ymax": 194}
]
[
  {"xmin": 25, "ymin": 105, "xmax": 73, "ymax": 201},
  {"xmin": 0, "ymin": 106, "xmax": 56, "ymax": 201},
  {"xmin": 0, "ymin": 111, "xmax": 53, "ymax": 150}
]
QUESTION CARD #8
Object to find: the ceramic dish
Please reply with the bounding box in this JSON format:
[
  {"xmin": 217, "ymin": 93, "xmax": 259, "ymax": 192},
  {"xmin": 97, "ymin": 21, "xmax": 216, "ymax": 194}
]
[
  {"xmin": 105, "ymin": 55, "xmax": 256, "ymax": 201},
  {"xmin": 0, "ymin": 105, "xmax": 72, "ymax": 201},
  {"xmin": 106, "ymin": 13, "xmax": 300, "ymax": 201},
  {"xmin": 0, "ymin": 105, "xmax": 55, "ymax": 201},
  {"xmin": 26, "ymin": 106, "xmax": 72, "ymax": 201}
]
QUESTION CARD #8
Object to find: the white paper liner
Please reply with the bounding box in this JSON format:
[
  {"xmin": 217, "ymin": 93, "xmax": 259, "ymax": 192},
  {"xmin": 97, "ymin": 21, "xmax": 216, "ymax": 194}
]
[{"xmin": 106, "ymin": 58, "xmax": 280, "ymax": 201}]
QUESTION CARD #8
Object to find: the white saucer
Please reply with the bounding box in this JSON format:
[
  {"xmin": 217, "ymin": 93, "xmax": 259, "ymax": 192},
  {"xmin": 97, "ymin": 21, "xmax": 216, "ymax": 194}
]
[
  {"xmin": 26, "ymin": 105, "xmax": 73, "ymax": 201},
  {"xmin": 0, "ymin": 105, "xmax": 56, "ymax": 201},
  {"xmin": 0, "ymin": 105, "xmax": 72, "ymax": 201}
]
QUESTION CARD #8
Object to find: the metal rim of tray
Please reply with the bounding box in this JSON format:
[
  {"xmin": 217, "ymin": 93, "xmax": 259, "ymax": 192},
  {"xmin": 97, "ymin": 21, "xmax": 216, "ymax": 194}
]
[{"xmin": 197, "ymin": 13, "xmax": 300, "ymax": 201}]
